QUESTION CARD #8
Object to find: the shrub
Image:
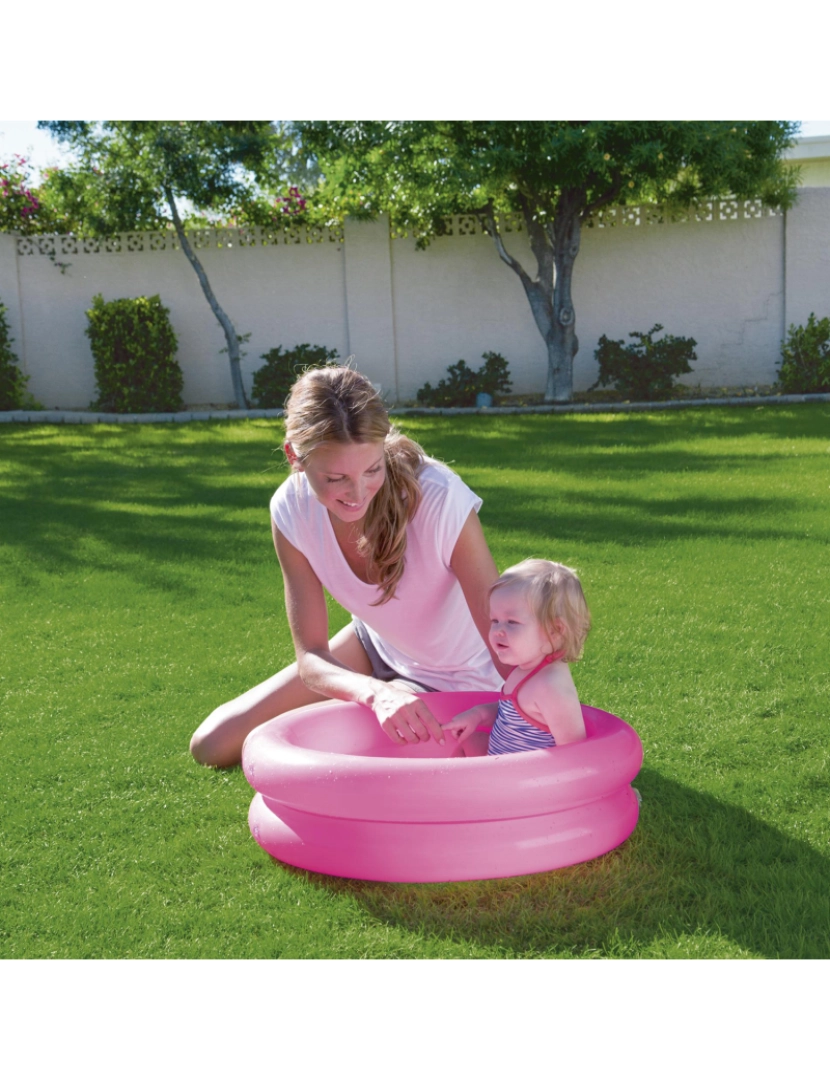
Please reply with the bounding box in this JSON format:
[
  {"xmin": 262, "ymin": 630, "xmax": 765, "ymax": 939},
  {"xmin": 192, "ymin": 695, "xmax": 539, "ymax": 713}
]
[
  {"xmin": 416, "ymin": 352, "xmax": 512, "ymax": 407},
  {"xmin": 592, "ymin": 325, "xmax": 697, "ymax": 402},
  {"xmin": 251, "ymin": 344, "xmax": 340, "ymax": 408},
  {"xmin": 777, "ymin": 313, "xmax": 830, "ymax": 393},
  {"xmin": 85, "ymin": 294, "xmax": 183, "ymax": 413},
  {"xmin": 0, "ymin": 155, "xmax": 42, "ymax": 235},
  {"xmin": 0, "ymin": 300, "xmax": 32, "ymax": 410}
]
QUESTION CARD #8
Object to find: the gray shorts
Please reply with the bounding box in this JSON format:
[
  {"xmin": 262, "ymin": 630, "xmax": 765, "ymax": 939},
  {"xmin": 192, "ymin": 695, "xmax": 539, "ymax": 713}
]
[{"xmin": 352, "ymin": 618, "xmax": 438, "ymax": 694}]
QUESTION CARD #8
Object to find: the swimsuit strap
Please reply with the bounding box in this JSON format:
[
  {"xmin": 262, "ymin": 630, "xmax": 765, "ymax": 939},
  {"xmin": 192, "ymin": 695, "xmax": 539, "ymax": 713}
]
[{"xmin": 503, "ymin": 649, "xmax": 566, "ymax": 731}]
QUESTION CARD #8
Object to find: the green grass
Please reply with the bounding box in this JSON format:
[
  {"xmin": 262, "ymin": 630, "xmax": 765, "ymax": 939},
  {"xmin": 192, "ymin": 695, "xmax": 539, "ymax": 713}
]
[{"xmin": 1, "ymin": 406, "xmax": 828, "ymax": 958}]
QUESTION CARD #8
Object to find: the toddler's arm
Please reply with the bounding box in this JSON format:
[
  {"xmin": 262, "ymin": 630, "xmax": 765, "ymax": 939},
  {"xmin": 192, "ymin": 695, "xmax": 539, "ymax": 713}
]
[
  {"xmin": 441, "ymin": 702, "xmax": 498, "ymax": 745},
  {"xmin": 535, "ymin": 686, "xmax": 586, "ymax": 745},
  {"xmin": 521, "ymin": 665, "xmax": 586, "ymax": 745}
]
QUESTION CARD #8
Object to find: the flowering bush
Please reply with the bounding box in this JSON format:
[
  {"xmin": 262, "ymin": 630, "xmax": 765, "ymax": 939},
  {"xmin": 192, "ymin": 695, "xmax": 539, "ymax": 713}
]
[
  {"xmin": 0, "ymin": 155, "xmax": 42, "ymax": 235},
  {"xmin": 274, "ymin": 186, "xmax": 307, "ymax": 216}
]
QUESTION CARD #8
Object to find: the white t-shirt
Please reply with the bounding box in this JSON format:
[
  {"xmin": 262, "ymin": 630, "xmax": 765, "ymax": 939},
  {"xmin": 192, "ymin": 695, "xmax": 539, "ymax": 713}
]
[{"xmin": 270, "ymin": 459, "xmax": 501, "ymax": 692}]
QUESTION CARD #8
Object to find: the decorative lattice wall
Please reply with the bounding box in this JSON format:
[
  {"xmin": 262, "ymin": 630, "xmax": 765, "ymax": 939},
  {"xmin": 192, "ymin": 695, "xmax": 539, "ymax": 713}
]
[
  {"xmin": 15, "ymin": 223, "xmax": 345, "ymax": 257},
  {"xmin": 14, "ymin": 200, "xmax": 779, "ymax": 257},
  {"xmin": 389, "ymin": 199, "xmax": 781, "ymax": 240}
]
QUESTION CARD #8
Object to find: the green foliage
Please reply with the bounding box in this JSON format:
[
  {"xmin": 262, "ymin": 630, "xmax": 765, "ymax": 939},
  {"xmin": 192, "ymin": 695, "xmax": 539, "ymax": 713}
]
[
  {"xmin": 36, "ymin": 122, "xmax": 318, "ymax": 235},
  {"xmin": 416, "ymin": 351, "xmax": 512, "ymax": 406},
  {"xmin": 0, "ymin": 300, "xmax": 31, "ymax": 409},
  {"xmin": 777, "ymin": 313, "xmax": 830, "ymax": 393},
  {"xmin": 251, "ymin": 343, "xmax": 340, "ymax": 408},
  {"xmin": 300, "ymin": 122, "xmax": 798, "ymax": 403},
  {"xmin": 85, "ymin": 294, "xmax": 183, "ymax": 413},
  {"xmin": 38, "ymin": 122, "xmax": 273, "ymax": 233},
  {"xmin": 300, "ymin": 122, "xmax": 800, "ymax": 244},
  {"xmin": 592, "ymin": 325, "xmax": 697, "ymax": 401}
]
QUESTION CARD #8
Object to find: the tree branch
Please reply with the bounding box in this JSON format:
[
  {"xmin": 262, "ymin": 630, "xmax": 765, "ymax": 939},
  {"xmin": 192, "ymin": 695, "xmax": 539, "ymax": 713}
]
[
  {"xmin": 164, "ymin": 188, "xmax": 248, "ymax": 409},
  {"xmin": 477, "ymin": 201, "xmax": 534, "ymax": 292},
  {"xmin": 515, "ymin": 189, "xmax": 554, "ymax": 284}
]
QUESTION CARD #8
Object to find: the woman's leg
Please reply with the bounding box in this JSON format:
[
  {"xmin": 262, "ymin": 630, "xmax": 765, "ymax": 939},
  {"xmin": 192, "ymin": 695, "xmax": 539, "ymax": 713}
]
[{"xmin": 190, "ymin": 624, "xmax": 373, "ymax": 768}]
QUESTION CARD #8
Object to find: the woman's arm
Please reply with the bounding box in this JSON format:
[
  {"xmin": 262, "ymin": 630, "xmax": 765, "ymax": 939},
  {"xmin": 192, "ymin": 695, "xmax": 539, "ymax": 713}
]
[
  {"xmin": 273, "ymin": 520, "xmax": 445, "ymax": 745},
  {"xmin": 450, "ymin": 510, "xmax": 511, "ymax": 680}
]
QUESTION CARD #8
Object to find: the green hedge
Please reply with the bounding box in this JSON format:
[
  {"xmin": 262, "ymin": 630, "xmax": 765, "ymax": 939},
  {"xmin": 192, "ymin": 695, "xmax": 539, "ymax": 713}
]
[
  {"xmin": 85, "ymin": 294, "xmax": 184, "ymax": 413},
  {"xmin": 416, "ymin": 352, "xmax": 512, "ymax": 407},
  {"xmin": 0, "ymin": 300, "xmax": 30, "ymax": 410},
  {"xmin": 778, "ymin": 313, "xmax": 830, "ymax": 393},
  {"xmin": 251, "ymin": 344, "xmax": 339, "ymax": 408},
  {"xmin": 592, "ymin": 325, "xmax": 697, "ymax": 401}
]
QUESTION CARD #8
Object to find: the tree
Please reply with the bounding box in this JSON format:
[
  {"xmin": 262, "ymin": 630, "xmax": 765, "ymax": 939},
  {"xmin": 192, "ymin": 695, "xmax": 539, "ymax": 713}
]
[
  {"xmin": 36, "ymin": 122, "xmax": 293, "ymax": 409},
  {"xmin": 299, "ymin": 121, "xmax": 800, "ymax": 401}
]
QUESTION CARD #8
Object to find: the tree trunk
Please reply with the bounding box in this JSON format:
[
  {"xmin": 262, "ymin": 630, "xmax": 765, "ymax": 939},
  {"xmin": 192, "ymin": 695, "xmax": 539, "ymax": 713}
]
[
  {"xmin": 484, "ymin": 190, "xmax": 582, "ymax": 403},
  {"xmin": 545, "ymin": 192, "xmax": 582, "ymax": 402},
  {"xmin": 164, "ymin": 189, "xmax": 248, "ymax": 410}
]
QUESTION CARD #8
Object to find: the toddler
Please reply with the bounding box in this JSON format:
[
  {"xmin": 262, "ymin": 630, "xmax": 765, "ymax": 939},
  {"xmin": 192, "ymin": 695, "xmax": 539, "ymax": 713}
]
[{"xmin": 442, "ymin": 559, "xmax": 590, "ymax": 756}]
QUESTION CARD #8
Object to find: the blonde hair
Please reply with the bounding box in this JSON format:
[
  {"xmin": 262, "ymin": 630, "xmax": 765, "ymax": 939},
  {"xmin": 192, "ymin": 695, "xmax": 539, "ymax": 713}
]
[
  {"xmin": 284, "ymin": 365, "xmax": 425, "ymax": 604},
  {"xmin": 490, "ymin": 559, "xmax": 591, "ymax": 662}
]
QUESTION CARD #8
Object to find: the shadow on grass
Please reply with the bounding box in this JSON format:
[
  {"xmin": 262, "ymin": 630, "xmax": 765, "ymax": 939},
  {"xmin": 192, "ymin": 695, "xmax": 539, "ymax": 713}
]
[
  {"xmin": 0, "ymin": 424, "xmax": 286, "ymax": 592},
  {"xmin": 274, "ymin": 769, "xmax": 830, "ymax": 959},
  {"xmin": 3, "ymin": 407, "xmax": 825, "ymax": 594},
  {"xmin": 409, "ymin": 403, "xmax": 830, "ymax": 461}
]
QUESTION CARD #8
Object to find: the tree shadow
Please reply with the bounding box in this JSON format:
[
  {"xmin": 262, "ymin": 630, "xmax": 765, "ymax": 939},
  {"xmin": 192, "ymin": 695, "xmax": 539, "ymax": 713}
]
[
  {"xmin": 0, "ymin": 423, "xmax": 287, "ymax": 595},
  {"xmin": 271, "ymin": 769, "xmax": 830, "ymax": 958},
  {"xmin": 418, "ymin": 407, "xmax": 829, "ymax": 550},
  {"xmin": 478, "ymin": 484, "xmax": 806, "ymax": 549},
  {"xmin": 4, "ymin": 407, "xmax": 826, "ymax": 591}
]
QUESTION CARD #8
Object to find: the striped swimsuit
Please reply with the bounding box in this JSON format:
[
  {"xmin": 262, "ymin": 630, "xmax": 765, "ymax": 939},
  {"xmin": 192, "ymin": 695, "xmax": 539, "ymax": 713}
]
[{"xmin": 487, "ymin": 652, "xmax": 563, "ymax": 756}]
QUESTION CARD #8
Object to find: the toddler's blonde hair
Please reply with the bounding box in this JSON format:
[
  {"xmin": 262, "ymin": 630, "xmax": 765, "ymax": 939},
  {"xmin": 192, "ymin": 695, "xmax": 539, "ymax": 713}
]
[{"xmin": 490, "ymin": 559, "xmax": 591, "ymax": 662}]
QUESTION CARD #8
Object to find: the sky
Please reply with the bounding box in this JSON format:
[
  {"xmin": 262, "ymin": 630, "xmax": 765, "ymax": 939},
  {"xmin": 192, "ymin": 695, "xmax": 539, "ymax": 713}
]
[{"xmin": 2, "ymin": 120, "xmax": 830, "ymax": 186}]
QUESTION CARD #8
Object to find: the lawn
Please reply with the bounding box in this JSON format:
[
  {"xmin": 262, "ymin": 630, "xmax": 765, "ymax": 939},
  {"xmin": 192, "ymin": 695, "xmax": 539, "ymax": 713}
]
[{"xmin": 1, "ymin": 405, "xmax": 828, "ymax": 959}]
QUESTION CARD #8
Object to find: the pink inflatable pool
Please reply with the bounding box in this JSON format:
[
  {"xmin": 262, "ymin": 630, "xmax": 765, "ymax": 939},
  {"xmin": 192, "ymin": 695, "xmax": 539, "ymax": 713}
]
[{"xmin": 242, "ymin": 691, "xmax": 642, "ymax": 883}]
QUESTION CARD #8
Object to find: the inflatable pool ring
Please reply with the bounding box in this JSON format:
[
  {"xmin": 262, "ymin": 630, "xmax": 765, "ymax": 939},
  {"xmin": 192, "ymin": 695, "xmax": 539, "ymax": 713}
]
[{"xmin": 242, "ymin": 691, "xmax": 642, "ymax": 883}]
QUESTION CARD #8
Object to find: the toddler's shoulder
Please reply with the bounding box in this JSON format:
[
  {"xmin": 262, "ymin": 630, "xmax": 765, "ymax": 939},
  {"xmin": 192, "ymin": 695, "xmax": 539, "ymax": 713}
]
[{"xmin": 522, "ymin": 660, "xmax": 578, "ymax": 706}]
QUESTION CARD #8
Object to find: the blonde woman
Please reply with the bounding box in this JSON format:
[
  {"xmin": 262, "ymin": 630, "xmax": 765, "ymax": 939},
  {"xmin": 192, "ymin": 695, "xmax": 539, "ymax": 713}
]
[{"xmin": 190, "ymin": 366, "xmax": 505, "ymax": 767}]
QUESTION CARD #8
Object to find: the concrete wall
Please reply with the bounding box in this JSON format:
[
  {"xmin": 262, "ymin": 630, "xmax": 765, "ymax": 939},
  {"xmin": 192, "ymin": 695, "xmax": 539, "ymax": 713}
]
[
  {"xmin": 784, "ymin": 188, "xmax": 830, "ymax": 330},
  {"xmin": 5, "ymin": 227, "xmax": 349, "ymax": 409},
  {"xmin": 3, "ymin": 189, "xmax": 830, "ymax": 408}
]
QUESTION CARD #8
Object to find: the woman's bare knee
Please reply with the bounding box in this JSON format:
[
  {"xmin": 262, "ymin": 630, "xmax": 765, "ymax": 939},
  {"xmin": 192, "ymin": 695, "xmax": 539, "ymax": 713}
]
[
  {"xmin": 191, "ymin": 628, "xmax": 373, "ymax": 768},
  {"xmin": 190, "ymin": 664, "xmax": 326, "ymax": 768},
  {"xmin": 190, "ymin": 702, "xmax": 247, "ymax": 767}
]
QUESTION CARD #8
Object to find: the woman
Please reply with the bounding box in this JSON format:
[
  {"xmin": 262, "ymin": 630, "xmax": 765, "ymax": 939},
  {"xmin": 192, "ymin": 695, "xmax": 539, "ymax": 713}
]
[{"xmin": 190, "ymin": 365, "xmax": 505, "ymax": 768}]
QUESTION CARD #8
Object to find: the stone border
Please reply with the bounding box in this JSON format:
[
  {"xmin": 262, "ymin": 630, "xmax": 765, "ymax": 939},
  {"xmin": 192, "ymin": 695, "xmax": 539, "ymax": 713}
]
[
  {"xmin": 391, "ymin": 392, "xmax": 830, "ymax": 416},
  {"xmin": 1, "ymin": 393, "xmax": 829, "ymax": 424},
  {"xmin": 0, "ymin": 408, "xmax": 286, "ymax": 424}
]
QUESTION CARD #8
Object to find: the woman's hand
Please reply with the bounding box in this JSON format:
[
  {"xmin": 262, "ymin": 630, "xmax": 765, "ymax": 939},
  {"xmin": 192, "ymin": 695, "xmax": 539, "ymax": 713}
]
[{"xmin": 370, "ymin": 681, "xmax": 445, "ymax": 746}]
